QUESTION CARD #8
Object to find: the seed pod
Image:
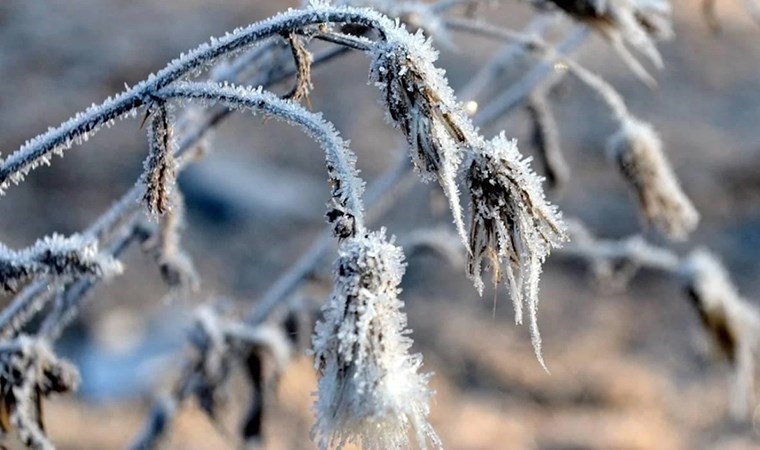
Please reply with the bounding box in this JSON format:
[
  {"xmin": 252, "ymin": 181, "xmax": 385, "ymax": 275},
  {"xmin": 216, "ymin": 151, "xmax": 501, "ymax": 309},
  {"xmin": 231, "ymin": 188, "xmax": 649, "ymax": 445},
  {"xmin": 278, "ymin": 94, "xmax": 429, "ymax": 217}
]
[{"xmin": 607, "ymin": 118, "xmax": 699, "ymax": 240}]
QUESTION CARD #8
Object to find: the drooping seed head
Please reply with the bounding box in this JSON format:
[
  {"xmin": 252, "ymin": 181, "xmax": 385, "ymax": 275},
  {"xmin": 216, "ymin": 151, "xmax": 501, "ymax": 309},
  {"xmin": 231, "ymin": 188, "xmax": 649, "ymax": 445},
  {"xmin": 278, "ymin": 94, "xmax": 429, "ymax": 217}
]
[
  {"xmin": 311, "ymin": 230, "xmax": 440, "ymax": 450},
  {"xmin": 466, "ymin": 133, "xmax": 567, "ymax": 368},
  {"xmin": 607, "ymin": 117, "xmax": 699, "ymax": 240}
]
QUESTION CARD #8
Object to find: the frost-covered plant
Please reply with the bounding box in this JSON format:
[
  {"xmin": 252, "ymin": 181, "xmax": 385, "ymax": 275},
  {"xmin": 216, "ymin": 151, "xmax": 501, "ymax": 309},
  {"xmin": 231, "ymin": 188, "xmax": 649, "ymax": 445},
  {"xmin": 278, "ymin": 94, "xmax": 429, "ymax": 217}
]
[
  {"xmin": 0, "ymin": 337, "xmax": 79, "ymax": 450},
  {"xmin": 311, "ymin": 230, "xmax": 440, "ymax": 450},
  {"xmin": 558, "ymin": 222, "xmax": 760, "ymax": 418},
  {"xmin": 607, "ymin": 117, "xmax": 699, "ymax": 240},
  {"xmin": 370, "ymin": 25, "xmax": 474, "ymax": 246},
  {"xmin": 466, "ymin": 133, "xmax": 567, "ymax": 367},
  {"xmin": 0, "ymin": 0, "xmax": 756, "ymax": 448},
  {"xmin": 541, "ymin": 0, "xmax": 673, "ymax": 86},
  {"xmin": 369, "ymin": 24, "xmax": 568, "ymax": 359},
  {"xmin": 443, "ymin": 11, "xmax": 698, "ymax": 240},
  {"xmin": 0, "ymin": 234, "xmax": 122, "ymax": 293},
  {"xmin": 680, "ymin": 249, "xmax": 760, "ymax": 418}
]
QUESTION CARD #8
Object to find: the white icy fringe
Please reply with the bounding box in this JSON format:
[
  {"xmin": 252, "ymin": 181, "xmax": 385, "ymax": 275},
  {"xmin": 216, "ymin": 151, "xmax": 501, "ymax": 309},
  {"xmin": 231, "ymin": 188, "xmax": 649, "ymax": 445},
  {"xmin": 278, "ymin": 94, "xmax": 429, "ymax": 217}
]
[
  {"xmin": 311, "ymin": 230, "xmax": 441, "ymax": 450},
  {"xmin": 466, "ymin": 133, "xmax": 567, "ymax": 369},
  {"xmin": 607, "ymin": 117, "xmax": 699, "ymax": 240}
]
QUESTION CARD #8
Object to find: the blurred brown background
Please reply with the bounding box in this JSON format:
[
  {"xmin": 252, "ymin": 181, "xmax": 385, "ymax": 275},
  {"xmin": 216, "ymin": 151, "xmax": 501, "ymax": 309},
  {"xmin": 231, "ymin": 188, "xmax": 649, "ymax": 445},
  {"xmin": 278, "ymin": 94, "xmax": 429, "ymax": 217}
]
[{"xmin": 1, "ymin": 0, "xmax": 760, "ymax": 449}]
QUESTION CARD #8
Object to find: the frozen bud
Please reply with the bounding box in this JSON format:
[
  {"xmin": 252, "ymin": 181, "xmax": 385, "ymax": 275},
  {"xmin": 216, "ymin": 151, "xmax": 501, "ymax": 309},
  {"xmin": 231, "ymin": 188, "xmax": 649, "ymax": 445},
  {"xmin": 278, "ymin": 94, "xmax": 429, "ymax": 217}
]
[
  {"xmin": 311, "ymin": 230, "xmax": 440, "ymax": 450},
  {"xmin": 607, "ymin": 118, "xmax": 699, "ymax": 240},
  {"xmin": 466, "ymin": 133, "xmax": 567, "ymax": 368}
]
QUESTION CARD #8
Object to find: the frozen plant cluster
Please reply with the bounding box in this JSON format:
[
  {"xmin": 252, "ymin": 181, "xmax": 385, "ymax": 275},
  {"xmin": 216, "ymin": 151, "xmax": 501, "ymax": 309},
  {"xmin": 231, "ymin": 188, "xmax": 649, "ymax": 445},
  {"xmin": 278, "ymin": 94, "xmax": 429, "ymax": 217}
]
[{"xmin": 0, "ymin": 0, "xmax": 757, "ymax": 448}]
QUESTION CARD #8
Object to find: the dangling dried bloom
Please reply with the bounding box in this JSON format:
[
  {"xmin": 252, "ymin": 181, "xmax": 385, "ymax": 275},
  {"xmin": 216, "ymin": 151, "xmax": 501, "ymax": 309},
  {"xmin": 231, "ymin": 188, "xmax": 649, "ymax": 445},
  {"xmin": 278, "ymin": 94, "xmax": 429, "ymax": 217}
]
[
  {"xmin": 370, "ymin": 29, "xmax": 479, "ymax": 248},
  {"xmin": 545, "ymin": 0, "xmax": 672, "ymax": 86},
  {"xmin": 607, "ymin": 117, "xmax": 699, "ymax": 240},
  {"xmin": 680, "ymin": 249, "xmax": 760, "ymax": 418},
  {"xmin": 141, "ymin": 102, "xmax": 177, "ymax": 217},
  {"xmin": 311, "ymin": 230, "xmax": 440, "ymax": 450},
  {"xmin": 283, "ymin": 33, "xmax": 313, "ymax": 103},
  {"xmin": 466, "ymin": 133, "xmax": 567, "ymax": 368}
]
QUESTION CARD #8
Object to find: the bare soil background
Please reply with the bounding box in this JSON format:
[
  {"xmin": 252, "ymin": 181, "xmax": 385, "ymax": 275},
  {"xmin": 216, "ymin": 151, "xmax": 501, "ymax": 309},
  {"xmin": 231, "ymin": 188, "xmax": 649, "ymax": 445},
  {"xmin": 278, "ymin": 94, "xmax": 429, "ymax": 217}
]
[{"xmin": 1, "ymin": 0, "xmax": 760, "ymax": 449}]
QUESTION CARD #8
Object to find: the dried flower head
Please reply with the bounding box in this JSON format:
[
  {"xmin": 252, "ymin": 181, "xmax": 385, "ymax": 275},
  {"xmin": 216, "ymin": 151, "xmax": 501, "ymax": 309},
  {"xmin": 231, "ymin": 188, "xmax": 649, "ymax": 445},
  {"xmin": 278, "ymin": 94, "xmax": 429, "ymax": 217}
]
[
  {"xmin": 545, "ymin": 0, "xmax": 672, "ymax": 85},
  {"xmin": 466, "ymin": 133, "xmax": 567, "ymax": 368},
  {"xmin": 607, "ymin": 117, "xmax": 699, "ymax": 240},
  {"xmin": 311, "ymin": 230, "xmax": 440, "ymax": 450},
  {"xmin": 680, "ymin": 249, "xmax": 760, "ymax": 418},
  {"xmin": 0, "ymin": 337, "xmax": 79, "ymax": 449},
  {"xmin": 370, "ymin": 29, "xmax": 478, "ymax": 247}
]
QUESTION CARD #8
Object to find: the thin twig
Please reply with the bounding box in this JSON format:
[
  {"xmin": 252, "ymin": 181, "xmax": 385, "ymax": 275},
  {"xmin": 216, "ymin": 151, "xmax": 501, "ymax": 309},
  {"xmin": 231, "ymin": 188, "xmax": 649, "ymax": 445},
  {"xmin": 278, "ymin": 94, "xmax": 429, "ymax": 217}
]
[{"xmin": 0, "ymin": 46, "xmax": 354, "ymax": 339}]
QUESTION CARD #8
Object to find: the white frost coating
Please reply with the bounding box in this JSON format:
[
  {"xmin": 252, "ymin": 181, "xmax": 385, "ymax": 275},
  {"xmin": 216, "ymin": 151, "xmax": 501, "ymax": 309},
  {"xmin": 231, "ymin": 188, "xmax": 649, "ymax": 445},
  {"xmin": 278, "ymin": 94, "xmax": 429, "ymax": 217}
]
[
  {"xmin": 607, "ymin": 117, "xmax": 699, "ymax": 240},
  {"xmin": 311, "ymin": 230, "xmax": 440, "ymax": 450},
  {"xmin": 0, "ymin": 234, "xmax": 123, "ymax": 292},
  {"xmin": 358, "ymin": 9, "xmax": 567, "ymax": 366},
  {"xmin": 466, "ymin": 133, "xmax": 567, "ymax": 369},
  {"xmin": 141, "ymin": 103, "xmax": 177, "ymax": 217}
]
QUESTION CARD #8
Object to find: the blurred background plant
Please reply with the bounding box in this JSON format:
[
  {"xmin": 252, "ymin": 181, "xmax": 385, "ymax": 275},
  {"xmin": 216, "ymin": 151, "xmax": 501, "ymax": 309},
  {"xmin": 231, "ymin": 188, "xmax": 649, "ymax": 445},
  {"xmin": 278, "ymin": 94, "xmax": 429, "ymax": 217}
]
[{"xmin": 0, "ymin": 0, "xmax": 759, "ymax": 449}]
